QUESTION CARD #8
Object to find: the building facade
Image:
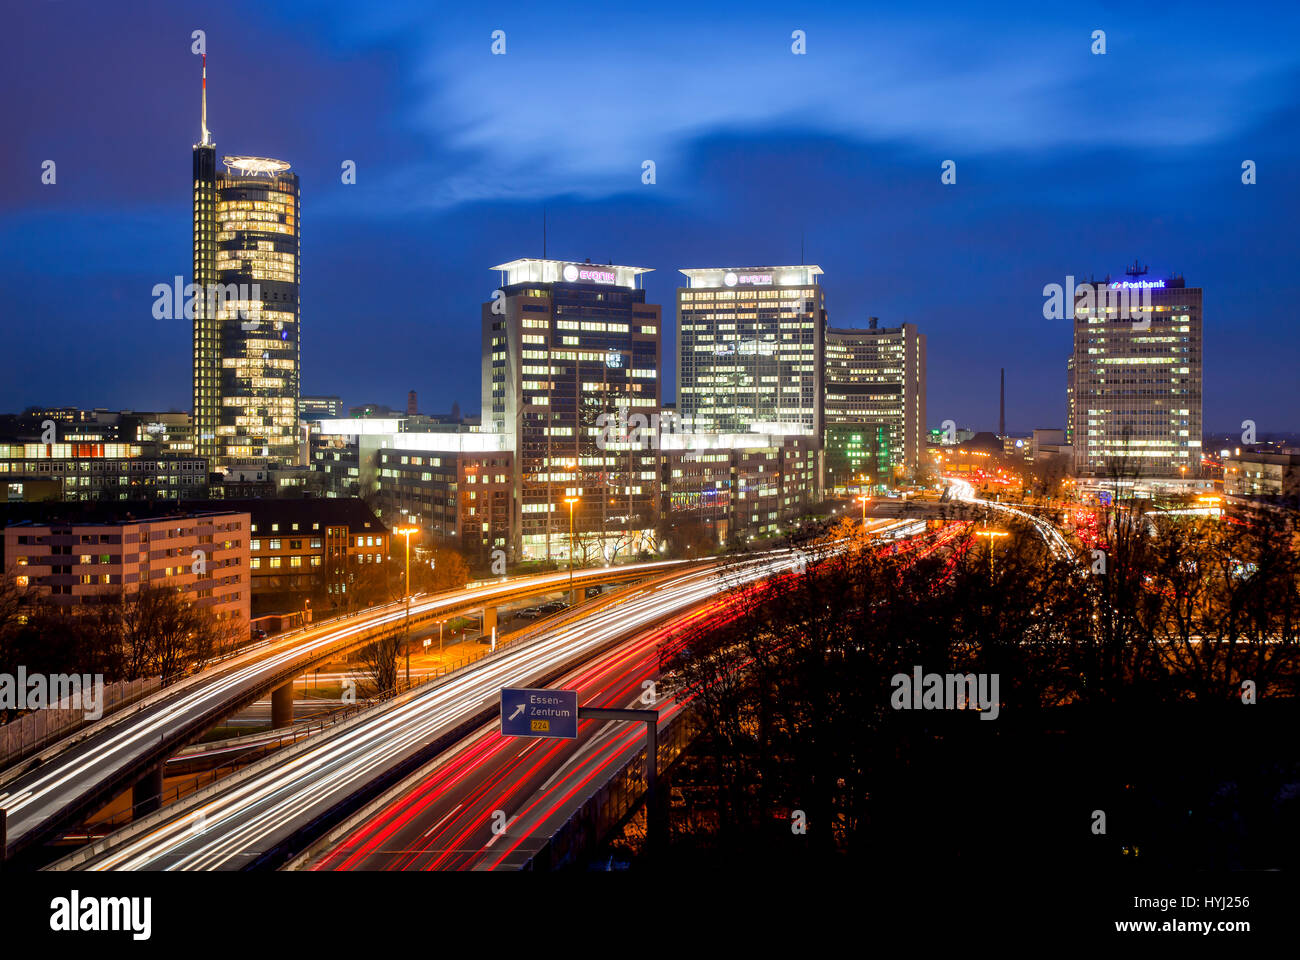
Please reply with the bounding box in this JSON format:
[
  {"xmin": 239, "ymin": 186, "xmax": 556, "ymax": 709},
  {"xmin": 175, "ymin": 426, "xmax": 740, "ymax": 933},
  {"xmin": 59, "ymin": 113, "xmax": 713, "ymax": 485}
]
[
  {"xmin": 823, "ymin": 424, "xmax": 891, "ymax": 494},
  {"xmin": 3, "ymin": 509, "xmax": 250, "ymax": 624},
  {"xmin": 1065, "ymin": 356, "xmax": 1076, "ymax": 447},
  {"xmin": 300, "ymin": 396, "xmax": 344, "ymax": 420},
  {"xmin": 659, "ymin": 432, "xmax": 818, "ymax": 545},
  {"xmin": 1070, "ymin": 273, "xmax": 1203, "ymax": 480},
  {"xmin": 192, "ymin": 60, "xmax": 300, "ymax": 468},
  {"xmin": 483, "ymin": 259, "xmax": 662, "ymax": 562},
  {"xmin": 360, "ymin": 431, "xmax": 515, "ymax": 563},
  {"xmin": 677, "ymin": 266, "xmax": 825, "ymax": 437},
  {"xmin": 1224, "ymin": 452, "xmax": 1300, "ymax": 499},
  {"xmin": 1, "ymin": 442, "xmax": 208, "ymax": 502},
  {"xmin": 824, "ymin": 319, "xmax": 927, "ymax": 478},
  {"xmin": 194, "ymin": 498, "xmax": 388, "ymax": 612}
]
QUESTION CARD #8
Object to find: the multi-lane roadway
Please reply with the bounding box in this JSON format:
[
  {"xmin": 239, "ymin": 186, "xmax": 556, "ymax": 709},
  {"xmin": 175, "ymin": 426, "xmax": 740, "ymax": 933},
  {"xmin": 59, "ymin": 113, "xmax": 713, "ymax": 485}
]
[
  {"xmin": 53, "ymin": 552, "xmax": 813, "ymax": 870},
  {"xmin": 300, "ymin": 600, "xmax": 730, "ymax": 871},
  {"xmin": 0, "ymin": 559, "xmax": 692, "ymax": 860}
]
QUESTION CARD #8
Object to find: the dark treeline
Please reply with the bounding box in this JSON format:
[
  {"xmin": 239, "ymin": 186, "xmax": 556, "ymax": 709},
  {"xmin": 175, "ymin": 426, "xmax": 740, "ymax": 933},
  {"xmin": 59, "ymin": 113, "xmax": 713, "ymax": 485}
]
[
  {"xmin": 0, "ymin": 579, "xmax": 239, "ymax": 708},
  {"xmin": 644, "ymin": 505, "xmax": 1300, "ymax": 871}
]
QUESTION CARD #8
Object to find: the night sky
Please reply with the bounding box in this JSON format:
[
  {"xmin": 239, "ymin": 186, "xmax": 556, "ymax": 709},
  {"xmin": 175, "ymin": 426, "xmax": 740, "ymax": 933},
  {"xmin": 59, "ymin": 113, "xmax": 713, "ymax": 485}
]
[{"xmin": 2, "ymin": 0, "xmax": 1297, "ymax": 434}]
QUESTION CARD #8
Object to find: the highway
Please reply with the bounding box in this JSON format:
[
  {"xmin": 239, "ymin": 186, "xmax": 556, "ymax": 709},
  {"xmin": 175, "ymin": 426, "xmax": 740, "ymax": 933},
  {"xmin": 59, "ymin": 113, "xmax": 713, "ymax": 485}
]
[
  {"xmin": 945, "ymin": 476, "xmax": 1075, "ymax": 561},
  {"xmin": 52, "ymin": 549, "xmax": 825, "ymax": 871},
  {"xmin": 0, "ymin": 558, "xmax": 692, "ymax": 860},
  {"xmin": 301, "ymin": 517, "xmax": 962, "ymax": 871},
  {"xmin": 302, "ymin": 599, "xmax": 727, "ymax": 871}
]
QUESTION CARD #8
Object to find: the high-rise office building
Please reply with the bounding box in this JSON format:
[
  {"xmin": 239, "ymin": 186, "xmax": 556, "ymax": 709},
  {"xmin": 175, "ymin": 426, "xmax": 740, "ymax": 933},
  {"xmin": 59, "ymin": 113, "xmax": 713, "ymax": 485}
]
[
  {"xmin": 1065, "ymin": 356, "xmax": 1076, "ymax": 446},
  {"xmin": 677, "ymin": 266, "xmax": 826, "ymax": 437},
  {"xmin": 482, "ymin": 258, "xmax": 661, "ymax": 561},
  {"xmin": 1070, "ymin": 271, "xmax": 1202, "ymax": 480},
  {"xmin": 192, "ymin": 56, "xmax": 300, "ymax": 468},
  {"xmin": 824, "ymin": 319, "xmax": 927, "ymax": 482}
]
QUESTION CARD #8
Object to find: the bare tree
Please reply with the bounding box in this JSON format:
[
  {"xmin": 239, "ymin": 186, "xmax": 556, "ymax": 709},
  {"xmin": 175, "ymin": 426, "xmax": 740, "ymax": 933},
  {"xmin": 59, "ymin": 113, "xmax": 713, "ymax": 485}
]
[
  {"xmin": 111, "ymin": 585, "xmax": 234, "ymax": 685},
  {"xmin": 356, "ymin": 627, "xmax": 402, "ymax": 698}
]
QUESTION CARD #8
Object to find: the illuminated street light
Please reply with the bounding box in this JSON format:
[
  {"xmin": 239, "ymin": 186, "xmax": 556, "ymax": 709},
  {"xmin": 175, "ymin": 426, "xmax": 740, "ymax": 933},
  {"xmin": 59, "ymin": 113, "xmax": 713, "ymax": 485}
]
[
  {"xmin": 974, "ymin": 528, "xmax": 1009, "ymax": 577},
  {"xmin": 564, "ymin": 497, "xmax": 580, "ymax": 597},
  {"xmin": 395, "ymin": 526, "xmax": 419, "ymax": 686}
]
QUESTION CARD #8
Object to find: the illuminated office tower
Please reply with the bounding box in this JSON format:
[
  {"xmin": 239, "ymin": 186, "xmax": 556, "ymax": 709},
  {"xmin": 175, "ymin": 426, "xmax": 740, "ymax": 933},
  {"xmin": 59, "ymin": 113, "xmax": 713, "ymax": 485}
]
[
  {"xmin": 824, "ymin": 318, "xmax": 927, "ymax": 483},
  {"xmin": 1070, "ymin": 270, "xmax": 1202, "ymax": 481},
  {"xmin": 676, "ymin": 266, "xmax": 825, "ymax": 437},
  {"xmin": 482, "ymin": 258, "xmax": 662, "ymax": 561},
  {"xmin": 192, "ymin": 56, "xmax": 300, "ymax": 467},
  {"xmin": 1065, "ymin": 356, "xmax": 1075, "ymax": 446}
]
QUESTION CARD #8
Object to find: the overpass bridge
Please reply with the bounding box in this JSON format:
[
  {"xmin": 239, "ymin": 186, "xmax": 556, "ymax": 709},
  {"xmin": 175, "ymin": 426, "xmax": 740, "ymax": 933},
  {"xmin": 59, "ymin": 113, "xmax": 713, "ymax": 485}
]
[
  {"xmin": 0, "ymin": 558, "xmax": 697, "ymax": 863},
  {"xmin": 47, "ymin": 555, "xmax": 803, "ymax": 871}
]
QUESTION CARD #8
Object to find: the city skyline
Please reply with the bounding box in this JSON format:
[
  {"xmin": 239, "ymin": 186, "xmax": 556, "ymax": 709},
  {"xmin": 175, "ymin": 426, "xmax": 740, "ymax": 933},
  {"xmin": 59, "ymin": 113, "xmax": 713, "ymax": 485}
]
[
  {"xmin": 3, "ymin": 3, "xmax": 1299, "ymax": 931},
  {"xmin": 2, "ymin": 1, "xmax": 1297, "ymax": 434}
]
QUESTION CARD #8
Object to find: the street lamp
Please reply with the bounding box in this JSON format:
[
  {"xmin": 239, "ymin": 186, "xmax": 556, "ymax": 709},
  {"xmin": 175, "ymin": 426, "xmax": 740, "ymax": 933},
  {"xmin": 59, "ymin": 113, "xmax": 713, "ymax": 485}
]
[
  {"xmin": 395, "ymin": 526, "xmax": 419, "ymax": 687},
  {"xmin": 564, "ymin": 497, "xmax": 580, "ymax": 598},
  {"xmin": 856, "ymin": 494, "xmax": 870, "ymax": 527},
  {"xmin": 974, "ymin": 528, "xmax": 1009, "ymax": 577}
]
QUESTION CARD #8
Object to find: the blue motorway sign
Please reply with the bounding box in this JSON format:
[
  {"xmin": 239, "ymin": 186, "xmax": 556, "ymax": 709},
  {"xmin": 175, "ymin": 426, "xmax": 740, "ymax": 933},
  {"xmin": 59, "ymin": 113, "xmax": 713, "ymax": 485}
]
[{"xmin": 500, "ymin": 687, "xmax": 579, "ymax": 739}]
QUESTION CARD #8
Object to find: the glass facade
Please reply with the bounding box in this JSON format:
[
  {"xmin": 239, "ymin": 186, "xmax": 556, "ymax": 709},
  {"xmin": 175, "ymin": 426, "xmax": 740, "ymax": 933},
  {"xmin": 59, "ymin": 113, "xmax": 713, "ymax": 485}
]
[
  {"xmin": 1070, "ymin": 277, "xmax": 1202, "ymax": 478},
  {"xmin": 823, "ymin": 424, "xmax": 891, "ymax": 492},
  {"xmin": 823, "ymin": 321, "xmax": 926, "ymax": 475},
  {"xmin": 192, "ymin": 146, "xmax": 300, "ymax": 467},
  {"xmin": 676, "ymin": 267, "xmax": 825, "ymax": 437},
  {"xmin": 483, "ymin": 260, "xmax": 661, "ymax": 562}
]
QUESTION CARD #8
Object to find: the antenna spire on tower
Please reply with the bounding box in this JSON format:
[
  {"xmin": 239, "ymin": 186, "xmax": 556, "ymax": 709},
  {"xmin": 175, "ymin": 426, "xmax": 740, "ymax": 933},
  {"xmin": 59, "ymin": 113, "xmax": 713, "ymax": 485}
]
[{"xmin": 200, "ymin": 53, "xmax": 211, "ymax": 146}]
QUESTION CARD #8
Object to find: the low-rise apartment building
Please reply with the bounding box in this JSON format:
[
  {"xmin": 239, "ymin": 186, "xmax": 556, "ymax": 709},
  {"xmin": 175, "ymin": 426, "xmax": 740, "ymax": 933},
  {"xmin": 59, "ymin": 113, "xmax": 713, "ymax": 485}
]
[{"xmin": 1, "ymin": 507, "xmax": 250, "ymax": 624}]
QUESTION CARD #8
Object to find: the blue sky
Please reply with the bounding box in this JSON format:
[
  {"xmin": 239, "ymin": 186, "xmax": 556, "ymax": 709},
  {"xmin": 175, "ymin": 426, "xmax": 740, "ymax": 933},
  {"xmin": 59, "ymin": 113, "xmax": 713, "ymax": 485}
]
[{"xmin": 2, "ymin": 0, "xmax": 1297, "ymax": 432}]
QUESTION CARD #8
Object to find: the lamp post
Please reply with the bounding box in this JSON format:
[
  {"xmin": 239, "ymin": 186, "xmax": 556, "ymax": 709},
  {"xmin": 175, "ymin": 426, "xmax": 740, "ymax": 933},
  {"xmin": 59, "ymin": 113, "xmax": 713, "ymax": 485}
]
[
  {"xmin": 395, "ymin": 526, "xmax": 419, "ymax": 687},
  {"xmin": 564, "ymin": 497, "xmax": 579, "ymax": 600},
  {"xmin": 974, "ymin": 528, "xmax": 1009, "ymax": 577},
  {"xmin": 856, "ymin": 494, "xmax": 870, "ymax": 528}
]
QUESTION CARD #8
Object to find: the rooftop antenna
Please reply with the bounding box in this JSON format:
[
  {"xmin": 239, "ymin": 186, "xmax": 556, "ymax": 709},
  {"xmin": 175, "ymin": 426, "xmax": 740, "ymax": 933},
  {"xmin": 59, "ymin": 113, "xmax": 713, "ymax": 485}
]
[
  {"xmin": 1125, "ymin": 259, "xmax": 1148, "ymax": 277},
  {"xmin": 801, "ymin": 230, "xmax": 805, "ymax": 265},
  {"xmin": 542, "ymin": 208, "xmax": 547, "ymax": 260},
  {"xmin": 200, "ymin": 53, "xmax": 211, "ymax": 146}
]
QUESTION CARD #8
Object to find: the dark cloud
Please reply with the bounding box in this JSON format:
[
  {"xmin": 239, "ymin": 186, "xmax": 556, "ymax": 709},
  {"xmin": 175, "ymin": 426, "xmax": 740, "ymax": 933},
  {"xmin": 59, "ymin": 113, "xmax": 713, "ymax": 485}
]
[{"xmin": 0, "ymin": 0, "xmax": 1295, "ymax": 432}]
